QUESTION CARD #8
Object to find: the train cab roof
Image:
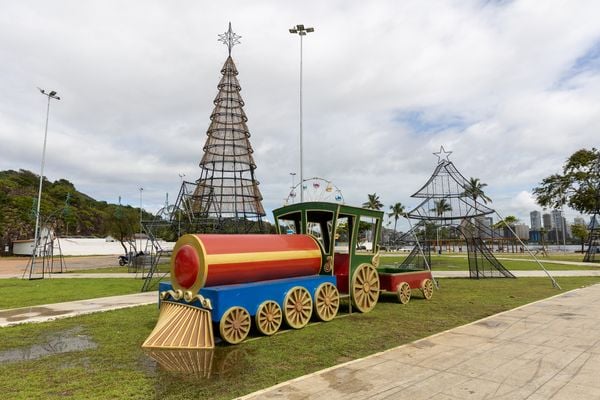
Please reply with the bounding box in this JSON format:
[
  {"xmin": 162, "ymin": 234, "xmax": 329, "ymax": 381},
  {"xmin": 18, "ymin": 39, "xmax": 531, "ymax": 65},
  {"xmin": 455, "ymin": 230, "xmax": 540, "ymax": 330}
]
[{"xmin": 273, "ymin": 201, "xmax": 383, "ymax": 221}]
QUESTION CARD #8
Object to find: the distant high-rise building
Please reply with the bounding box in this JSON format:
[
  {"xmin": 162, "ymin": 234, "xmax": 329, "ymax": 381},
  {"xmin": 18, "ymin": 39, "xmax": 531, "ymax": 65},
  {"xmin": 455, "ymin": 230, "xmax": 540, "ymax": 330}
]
[
  {"xmin": 574, "ymin": 216, "xmax": 586, "ymax": 226},
  {"xmin": 551, "ymin": 210, "xmax": 564, "ymax": 229},
  {"xmin": 530, "ymin": 211, "xmax": 542, "ymax": 230},
  {"xmin": 542, "ymin": 213, "xmax": 553, "ymax": 230},
  {"xmin": 514, "ymin": 223, "xmax": 530, "ymax": 240}
]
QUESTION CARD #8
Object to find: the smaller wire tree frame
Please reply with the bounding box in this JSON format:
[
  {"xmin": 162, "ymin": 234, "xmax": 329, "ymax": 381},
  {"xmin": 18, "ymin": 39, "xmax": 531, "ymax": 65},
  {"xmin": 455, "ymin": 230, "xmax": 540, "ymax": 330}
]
[
  {"xmin": 23, "ymin": 215, "xmax": 67, "ymax": 280},
  {"xmin": 403, "ymin": 146, "xmax": 558, "ymax": 289},
  {"xmin": 405, "ymin": 146, "xmax": 512, "ymax": 279},
  {"xmin": 584, "ymin": 214, "xmax": 599, "ymax": 263},
  {"xmin": 583, "ymin": 157, "xmax": 600, "ymax": 263}
]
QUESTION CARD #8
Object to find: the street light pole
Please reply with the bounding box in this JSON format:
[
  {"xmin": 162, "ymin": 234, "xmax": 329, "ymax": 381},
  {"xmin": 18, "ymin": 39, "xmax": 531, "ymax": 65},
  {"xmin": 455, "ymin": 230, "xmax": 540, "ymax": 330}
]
[
  {"xmin": 33, "ymin": 88, "xmax": 60, "ymax": 259},
  {"xmin": 290, "ymin": 172, "xmax": 296, "ymax": 203},
  {"xmin": 289, "ymin": 24, "xmax": 314, "ymax": 203},
  {"xmin": 139, "ymin": 187, "xmax": 144, "ymax": 253}
]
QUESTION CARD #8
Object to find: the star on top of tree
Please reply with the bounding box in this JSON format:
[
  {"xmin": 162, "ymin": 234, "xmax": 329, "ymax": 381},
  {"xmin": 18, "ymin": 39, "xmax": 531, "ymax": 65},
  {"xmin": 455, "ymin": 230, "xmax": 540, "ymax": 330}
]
[
  {"xmin": 433, "ymin": 146, "xmax": 452, "ymax": 164},
  {"xmin": 218, "ymin": 22, "xmax": 241, "ymax": 56}
]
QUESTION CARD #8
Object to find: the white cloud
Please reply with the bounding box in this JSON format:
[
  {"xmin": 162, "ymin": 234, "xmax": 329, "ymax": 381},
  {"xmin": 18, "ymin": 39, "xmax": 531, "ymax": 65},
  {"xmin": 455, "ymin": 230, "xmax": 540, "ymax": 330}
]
[{"xmin": 1, "ymin": 0, "xmax": 600, "ymax": 225}]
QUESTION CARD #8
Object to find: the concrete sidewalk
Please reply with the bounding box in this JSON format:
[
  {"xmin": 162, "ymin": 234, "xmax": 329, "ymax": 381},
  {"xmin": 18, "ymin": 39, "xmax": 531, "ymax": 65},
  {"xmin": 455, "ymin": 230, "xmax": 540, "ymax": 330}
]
[
  {"xmin": 240, "ymin": 284, "xmax": 600, "ymax": 400},
  {"xmin": 0, "ymin": 292, "xmax": 157, "ymax": 327}
]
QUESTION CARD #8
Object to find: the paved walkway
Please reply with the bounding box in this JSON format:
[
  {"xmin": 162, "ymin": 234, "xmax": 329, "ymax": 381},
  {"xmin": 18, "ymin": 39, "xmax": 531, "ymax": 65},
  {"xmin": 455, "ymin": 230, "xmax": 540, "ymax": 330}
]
[
  {"xmin": 240, "ymin": 284, "xmax": 600, "ymax": 400},
  {"xmin": 0, "ymin": 292, "xmax": 157, "ymax": 327}
]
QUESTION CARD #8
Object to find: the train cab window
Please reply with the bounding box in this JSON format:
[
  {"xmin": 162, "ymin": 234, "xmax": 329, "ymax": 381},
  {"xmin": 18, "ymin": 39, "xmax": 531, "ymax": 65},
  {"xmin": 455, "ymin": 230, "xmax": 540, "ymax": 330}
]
[
  {"xmin": 277, "ymin": 213, "xmax": 301, "ymax": 234},
  {"xmin": 334, "ymin": 216, "xmax": 352, "ymax": 254},
  {"xmin": 356, "ymin": 216, "xmax": 379, "ymax": 255},
  {"xmin": 306, "ymin": 210, "xmax": 334, "ymax": 254}
]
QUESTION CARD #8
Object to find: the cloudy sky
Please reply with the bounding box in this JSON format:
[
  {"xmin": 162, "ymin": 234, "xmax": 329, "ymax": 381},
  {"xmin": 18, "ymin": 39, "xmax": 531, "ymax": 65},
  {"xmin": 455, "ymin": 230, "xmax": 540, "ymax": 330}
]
[{"xmin": 1, "ymin": 0, "xmax": 599, "ymax": 232}]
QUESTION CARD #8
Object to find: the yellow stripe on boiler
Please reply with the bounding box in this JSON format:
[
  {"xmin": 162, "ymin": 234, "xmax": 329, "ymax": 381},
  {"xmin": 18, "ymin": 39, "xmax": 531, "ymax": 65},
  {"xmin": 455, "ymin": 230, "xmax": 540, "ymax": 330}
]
[{"xmin": 206, "ymin": 250, "xmax": 322, "ymax": 265}]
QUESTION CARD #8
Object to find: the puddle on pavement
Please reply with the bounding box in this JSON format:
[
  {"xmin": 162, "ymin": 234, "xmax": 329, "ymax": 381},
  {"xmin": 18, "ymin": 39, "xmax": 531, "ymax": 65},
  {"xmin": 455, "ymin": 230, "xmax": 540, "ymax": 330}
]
[
  {"xmin": 475, "ymin": 320, "xmax": 508, "ymax": 328},
  {"xmin": 556, "ymin": 312, "xmax": 580, "ymax": 320},
  {"xmin": 0, "ymin": 327, "xmax": 96, "ymax": 363},
  {"xmin": 0, "ymin": 306, "xmax": 73, "ymax": 322}
]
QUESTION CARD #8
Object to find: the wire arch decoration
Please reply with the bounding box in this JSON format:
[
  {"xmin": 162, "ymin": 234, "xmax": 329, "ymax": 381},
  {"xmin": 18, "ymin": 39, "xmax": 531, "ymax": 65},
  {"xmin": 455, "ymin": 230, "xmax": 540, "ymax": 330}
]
[{"xmin": 285, "ymin": 177, "xmax": 344, "ymax": 204}]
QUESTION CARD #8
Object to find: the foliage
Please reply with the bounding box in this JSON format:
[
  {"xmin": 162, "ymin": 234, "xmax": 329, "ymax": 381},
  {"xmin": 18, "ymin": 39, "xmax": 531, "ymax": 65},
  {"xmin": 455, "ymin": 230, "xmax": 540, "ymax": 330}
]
[
  {"xmin": 430, "ymin": 198, "xmax": 452, "ymax": 217},
  {"xmin": 493, "ymin": 215, "xmax": 519, "ymax": 229},
  {"xmin": 462, "ymin": 177, "xmax": 492, "ymax": 204},
  {"xmin": 362, "ymin": 193, "xmax": 383, "ymax": 210},
  {"xmin": 0, "ymin": 169, "xmax": 151, "ymax": 252},
  {"xmin": 571, "ymin": 223, "xmax": 589, "ymax": 253},
  {"xmin": 387, "ymin": 202, "xmax": 406, "ymax": 237},
  {"xmin": 533, "ymin": 148, "xmax": 600, "ymax": 214}
]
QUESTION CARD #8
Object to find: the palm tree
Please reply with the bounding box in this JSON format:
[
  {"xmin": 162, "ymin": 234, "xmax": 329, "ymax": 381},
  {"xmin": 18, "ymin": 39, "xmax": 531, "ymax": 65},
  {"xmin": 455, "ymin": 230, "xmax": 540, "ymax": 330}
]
[
  {"xmin": 430, "ymin": 199, "xmax": 452, "ymax": 253},
  {"xmin": 431, "ymin": 198, "xmax": 452, "ymax": 217},
  {"xmin": 462, "ymin": 177, "xmax": 492, "ymax": 205},
  {"xmin": 388, "ymin": 202, "xmax": 406, "ymax": 243},
  {"xmin": 363, "ymin": 193, "xmax": 383, "ymax": 210},
  {"xmin": 463, "ymin": 177, "xmax": 492, "ymax": 238}
]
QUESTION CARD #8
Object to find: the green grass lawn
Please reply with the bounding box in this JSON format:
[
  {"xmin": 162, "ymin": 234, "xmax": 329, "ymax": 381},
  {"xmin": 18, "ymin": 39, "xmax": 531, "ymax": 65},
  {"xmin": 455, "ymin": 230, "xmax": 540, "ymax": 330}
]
[
  {"xmin": 73, "ymin": 263, "xmax": 171, "ymax": 274},
  {"xmin": 1, "ymin": 277, "xmax": 599, "ymax": 399},
  {"xmin": 0, "ymin": 279, "xmax": 145, "ymax": 309},
  {"xmin": 381, "ymin": 254, "xmax": 600, "ymax": 270}
]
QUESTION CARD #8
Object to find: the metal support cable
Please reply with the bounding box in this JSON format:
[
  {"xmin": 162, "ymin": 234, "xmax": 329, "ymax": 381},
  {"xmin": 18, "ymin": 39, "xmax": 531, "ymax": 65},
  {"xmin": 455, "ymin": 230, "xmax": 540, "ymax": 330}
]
[{"xmin": 495, "ymin": 211, "xmax": 561, "ymax": 289}]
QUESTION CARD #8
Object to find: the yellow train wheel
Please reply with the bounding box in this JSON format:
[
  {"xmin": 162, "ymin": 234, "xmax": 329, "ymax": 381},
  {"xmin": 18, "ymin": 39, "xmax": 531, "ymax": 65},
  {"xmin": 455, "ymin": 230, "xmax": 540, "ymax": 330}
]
[
  {"xmin": 255, "ymin": 301, "xmax": 282, "ymax": 336},
  {"xmin": 351, "ymin": 263, "xmax": 380, "ymax": 313},
  {"xmin": 219, "ymin": 306, "xmax": 251, "ymax": 344},
  {"xmin": 421, "ymin": 279, "xmax": 434, "ymax": 300},
  {"xmin": 396, "ymin": 282, "xmax": 411, "ymax": 304},
  {"xmin": 283, "ymin": 286, "xmax": 313, "ymax": 329},
  {"xmin": 314, "ymin": 282, "xmax": 340, "ymax": 322}
]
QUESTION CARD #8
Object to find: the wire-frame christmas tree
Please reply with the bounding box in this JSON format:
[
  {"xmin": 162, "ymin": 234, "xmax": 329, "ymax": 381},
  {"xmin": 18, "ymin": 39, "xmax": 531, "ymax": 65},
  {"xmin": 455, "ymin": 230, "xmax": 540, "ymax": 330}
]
[
  {"xmin": 190, "ymin": 22, "xmax": 266, "ymax": 233},
  {"xmin": 405, "ymin": 146, "xmax": 515, "ymax": 279}
]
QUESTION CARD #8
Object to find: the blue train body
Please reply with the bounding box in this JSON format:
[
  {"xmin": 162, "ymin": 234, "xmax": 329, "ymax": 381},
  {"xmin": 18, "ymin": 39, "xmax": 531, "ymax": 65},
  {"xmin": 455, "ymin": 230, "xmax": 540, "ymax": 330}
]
[{"xmin": 159, "ymin": 275, "xmax": 337, "ymax": 322}]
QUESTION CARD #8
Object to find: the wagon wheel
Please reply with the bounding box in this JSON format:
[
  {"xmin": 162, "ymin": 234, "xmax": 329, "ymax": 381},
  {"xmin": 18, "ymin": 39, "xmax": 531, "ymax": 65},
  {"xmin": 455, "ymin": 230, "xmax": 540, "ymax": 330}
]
[
  {"xmin": 314, "ymin": 282, "xmax": 340, "ymax": 321},
  {"xmin": 396, "ymin": 282, "xmax": 411, "ymax": 304},
  {"xmin": 219, "ymin": 306, "xmax": 251, "ymax": 344},
  {"xmin": 255, "ymin": 301, "xmax": 282, "ymax": 336},
  {"xmin": 421, "ymin": 279, "xmax": 434, "ymax": 300},
  {"xmin": 283, "ymin": 286, "xmax": 313, "ymax": 329},
  {"xmin": 351, "ymin": 264, "xmax": 380, "ymax": 313}
]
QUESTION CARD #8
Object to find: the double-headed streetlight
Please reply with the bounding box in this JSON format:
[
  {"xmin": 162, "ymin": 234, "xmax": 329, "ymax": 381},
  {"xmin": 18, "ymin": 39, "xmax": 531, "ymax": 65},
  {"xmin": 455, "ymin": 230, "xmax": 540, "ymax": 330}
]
[
  {"xmin": 289, "ymin": 24, "xmax": 314, "ymax": 202},
  {"xmin": 33, "ymin": 88, "xmax": 60, "ymax": 257}
]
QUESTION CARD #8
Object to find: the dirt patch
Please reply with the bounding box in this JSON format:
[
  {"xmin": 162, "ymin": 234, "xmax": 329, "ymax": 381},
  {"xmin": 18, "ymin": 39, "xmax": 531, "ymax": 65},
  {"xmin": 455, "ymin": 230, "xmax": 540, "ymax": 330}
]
[{"xmin": 0, "ymin": 255, "xmax": 119, "ymax": 275}]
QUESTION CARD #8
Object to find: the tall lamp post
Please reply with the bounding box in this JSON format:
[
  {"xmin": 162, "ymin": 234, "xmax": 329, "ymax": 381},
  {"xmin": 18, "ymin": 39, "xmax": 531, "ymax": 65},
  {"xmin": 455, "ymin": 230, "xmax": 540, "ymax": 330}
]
[
  {"xmin": 289, "ymin": 24, "xmax": 314, "ymax": 202},
  {"xmin": 33, "ymin": 88, "xmax": 60, "ymax": 258},
  {"xmin": 139, "ymin": 187, "xmax": 144, "ymax": 253},
  {"xmin": 290, "ymin": 172, "xmax": 296, "ymax": 203}
]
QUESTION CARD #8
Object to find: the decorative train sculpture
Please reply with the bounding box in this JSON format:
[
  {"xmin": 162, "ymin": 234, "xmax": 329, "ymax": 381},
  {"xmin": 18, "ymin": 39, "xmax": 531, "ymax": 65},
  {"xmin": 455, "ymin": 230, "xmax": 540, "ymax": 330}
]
[{"xmin": 143, "ymin": 201, "xmax": 434, "ymax": 349}]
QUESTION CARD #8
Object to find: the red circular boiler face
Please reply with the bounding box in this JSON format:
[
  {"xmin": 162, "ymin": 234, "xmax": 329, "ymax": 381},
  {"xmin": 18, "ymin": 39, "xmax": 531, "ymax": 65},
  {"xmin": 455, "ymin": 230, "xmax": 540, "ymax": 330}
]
[{"xmin": 174, "ymin": 245, "xmax": 198, "ymax": 289}]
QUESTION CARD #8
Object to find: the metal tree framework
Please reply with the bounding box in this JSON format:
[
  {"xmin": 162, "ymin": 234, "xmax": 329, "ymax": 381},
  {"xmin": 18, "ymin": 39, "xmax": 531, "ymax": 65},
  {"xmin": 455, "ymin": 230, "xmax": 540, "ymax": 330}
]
[
  {"xmin": 140, "ymin": 24, "xmax": 267, "ymax": 291},
  {"xmin": 404, "ymin": 147, "xmax": 558, "ymax": 287},
  {"xmin": 583, "ymin": 157, "xmax": 600, "ymax": 263},
  {"xmin": 584, "ymin": 214, "xmax": 599, "ymax": 263},
  {"xmin": 190, "ymin": 22, "xmax": 265, "ymax": 233}
]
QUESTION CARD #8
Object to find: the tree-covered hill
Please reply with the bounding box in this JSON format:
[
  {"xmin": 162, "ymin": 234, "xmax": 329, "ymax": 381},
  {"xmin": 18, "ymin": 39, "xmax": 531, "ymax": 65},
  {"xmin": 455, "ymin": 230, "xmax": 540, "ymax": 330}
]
[{"xmin": 0, "ymin": 169, "xmax": 149, "ymax": 251}]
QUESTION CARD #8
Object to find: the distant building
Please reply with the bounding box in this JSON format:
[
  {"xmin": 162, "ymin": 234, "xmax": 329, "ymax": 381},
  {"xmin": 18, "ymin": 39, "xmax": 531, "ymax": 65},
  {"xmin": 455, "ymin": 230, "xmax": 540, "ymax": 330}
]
[
  {"xmin": 542, "ymin": 213, "xmax": 553, "ymax": 230},
  {"xmin": 574, "ymin": 216, "xmax": 586, "ymax": 226},
  {"xmin": 551, "ymin": 210, "xmax": 564, "ymax": 230},
  {"xmin": 477, "ymin": 216, "xmax": 493, "ymax": 238},
  {"xmin": 514, "ymin": 223, "xmax": 530, "ymax": 240},
  {"xmin": 530, "ymin": 211, "xmax": 542, "ymax": 231}
]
